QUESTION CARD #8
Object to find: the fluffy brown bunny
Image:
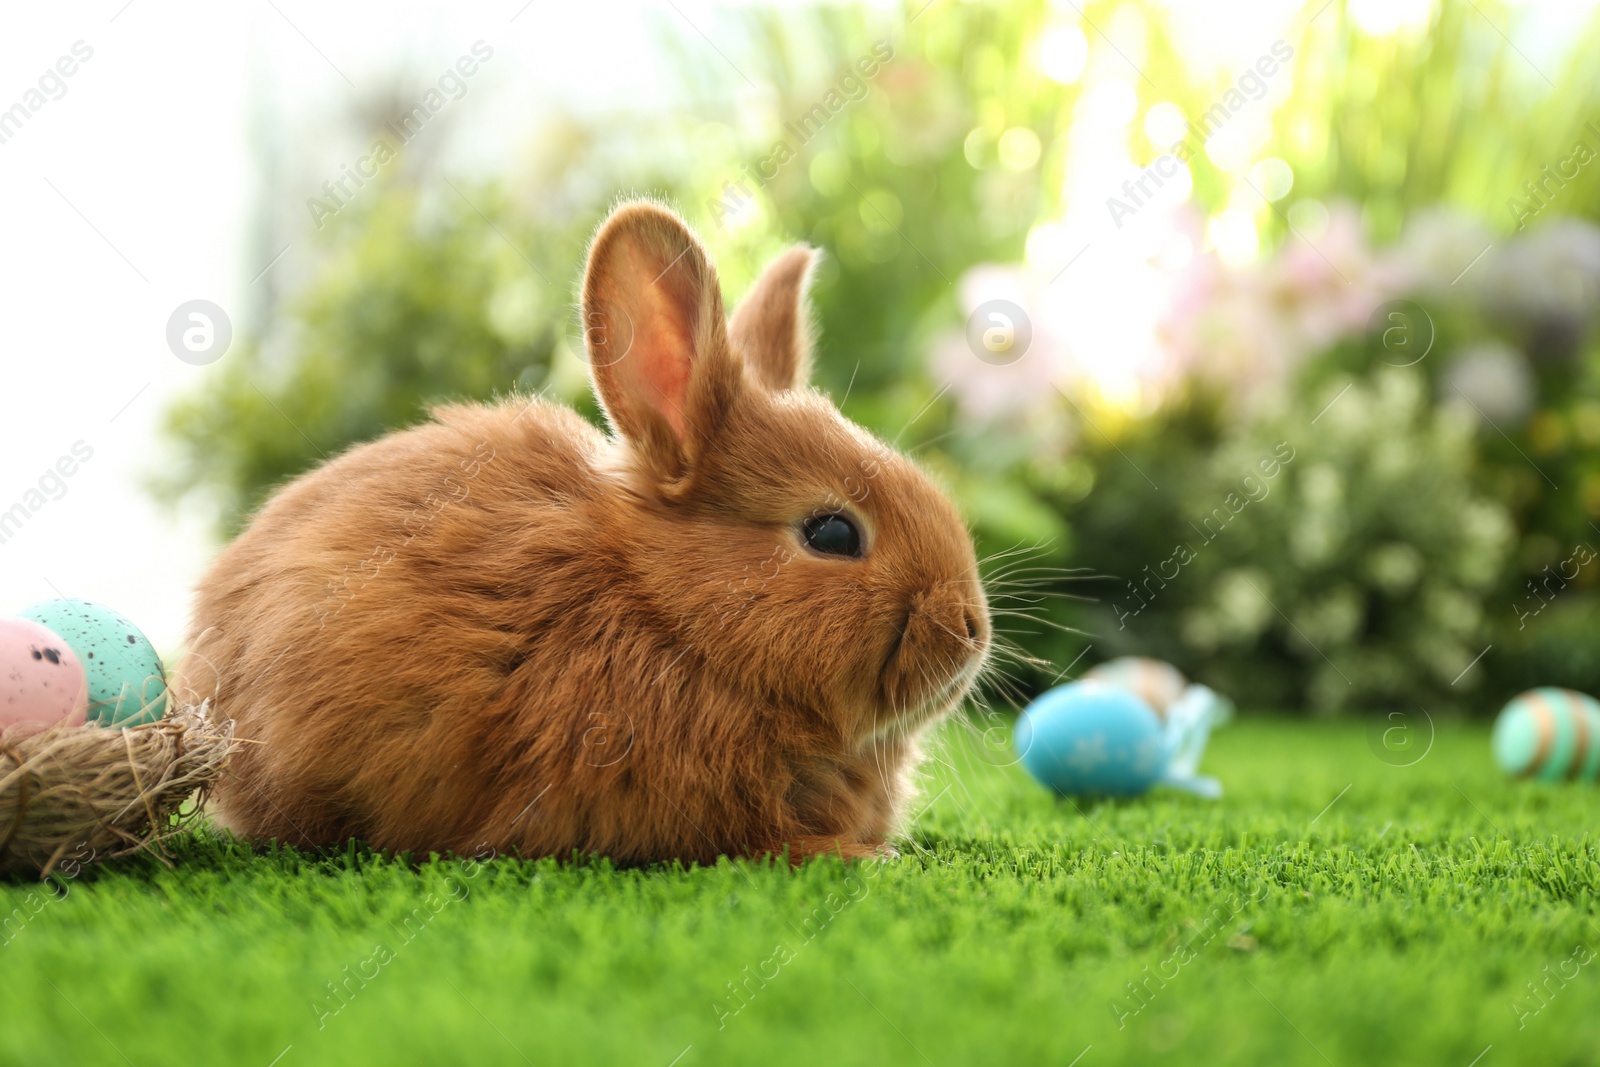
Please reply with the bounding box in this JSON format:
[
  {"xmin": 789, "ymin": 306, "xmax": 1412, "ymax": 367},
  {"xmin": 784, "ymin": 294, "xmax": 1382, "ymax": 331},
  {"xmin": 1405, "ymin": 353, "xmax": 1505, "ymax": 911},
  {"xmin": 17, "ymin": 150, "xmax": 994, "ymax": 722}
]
[{"xmin": 171, "ymin": 200, "xmax": 991, "ymax": 864}]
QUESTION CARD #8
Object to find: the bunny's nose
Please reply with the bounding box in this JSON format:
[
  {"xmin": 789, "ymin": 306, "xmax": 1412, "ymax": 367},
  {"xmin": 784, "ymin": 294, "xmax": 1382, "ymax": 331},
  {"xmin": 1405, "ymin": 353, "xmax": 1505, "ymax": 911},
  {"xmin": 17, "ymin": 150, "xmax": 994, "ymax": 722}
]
[{"xmin": 963, "ymin": 603, "xmax": 989, "ymax": 648}]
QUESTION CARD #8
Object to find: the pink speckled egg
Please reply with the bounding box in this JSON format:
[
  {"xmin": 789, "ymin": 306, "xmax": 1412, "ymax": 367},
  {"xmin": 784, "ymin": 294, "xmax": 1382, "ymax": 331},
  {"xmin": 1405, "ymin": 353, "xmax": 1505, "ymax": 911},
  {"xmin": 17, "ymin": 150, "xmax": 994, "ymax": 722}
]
[{"xmin": 0, "ymin": 616, "xmax": 89, "ymax": 734}]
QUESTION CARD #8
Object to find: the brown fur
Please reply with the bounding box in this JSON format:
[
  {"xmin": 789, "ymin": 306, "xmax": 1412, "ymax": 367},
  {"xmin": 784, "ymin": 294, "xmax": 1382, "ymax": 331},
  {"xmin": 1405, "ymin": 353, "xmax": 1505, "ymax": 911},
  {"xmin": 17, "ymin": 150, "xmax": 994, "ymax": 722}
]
[{"xmin": 171, "ymin": 200, "xmax": 989, "ymax": 864}]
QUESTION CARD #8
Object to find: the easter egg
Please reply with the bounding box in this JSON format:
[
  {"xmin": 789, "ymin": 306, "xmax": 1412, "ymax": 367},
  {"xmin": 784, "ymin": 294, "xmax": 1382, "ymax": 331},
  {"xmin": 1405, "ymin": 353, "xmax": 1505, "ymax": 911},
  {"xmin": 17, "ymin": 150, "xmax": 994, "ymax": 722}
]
[
  {"xmin": 1492, "ymin": 688, "xmax": 1600, "ymax": 783},
  {"xmin": 1015, "ymin": 681, "xmax": 1165, "ymax": 796},
  {"xmin": 17, "ymin": 600, "xmax": 167, "ymax": 727},
  {"xmin": 0, "ymin": 617, "xmax": 89, "ymax": 734},
  {"xmin": 1084, "ymin": 656, "xmax": 1188, "ymax": 719}
]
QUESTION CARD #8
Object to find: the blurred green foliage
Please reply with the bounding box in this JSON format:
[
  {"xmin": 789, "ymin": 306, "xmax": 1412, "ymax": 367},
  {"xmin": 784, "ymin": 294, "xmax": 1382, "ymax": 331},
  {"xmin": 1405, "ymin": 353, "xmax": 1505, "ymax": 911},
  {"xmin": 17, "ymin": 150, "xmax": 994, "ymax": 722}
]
[
  {"xmin": 1272, "ymin": 3, "xmax": 1600, "ymax": 240},
  {"xmin": 156, "ymin": 187, "xmax": 578, "ymax": 534},
  {"xmin": 160, "ymin": 0, "xmax": 1600, "ymax": 712}
]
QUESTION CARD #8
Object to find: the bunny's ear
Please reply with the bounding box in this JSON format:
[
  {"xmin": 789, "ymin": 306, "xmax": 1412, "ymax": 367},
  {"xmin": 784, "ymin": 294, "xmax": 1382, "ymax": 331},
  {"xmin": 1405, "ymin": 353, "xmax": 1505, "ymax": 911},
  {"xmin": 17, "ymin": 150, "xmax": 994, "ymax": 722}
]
[
  {"xmin": 729, "ymin": 246, "xmax": 818, "ymax": 392},
  {"xmin": 581, "ymin": 201, "xmax": 738, "ymax": 481}
]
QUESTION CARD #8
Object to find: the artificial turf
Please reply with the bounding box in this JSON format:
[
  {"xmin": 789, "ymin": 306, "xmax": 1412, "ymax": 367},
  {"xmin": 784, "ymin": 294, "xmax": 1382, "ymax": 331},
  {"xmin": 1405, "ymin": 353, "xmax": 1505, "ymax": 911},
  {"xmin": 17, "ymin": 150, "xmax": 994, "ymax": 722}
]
[{"xmin": 1, "ymin": 716, "xmax": 1596, "ymax": 1067}]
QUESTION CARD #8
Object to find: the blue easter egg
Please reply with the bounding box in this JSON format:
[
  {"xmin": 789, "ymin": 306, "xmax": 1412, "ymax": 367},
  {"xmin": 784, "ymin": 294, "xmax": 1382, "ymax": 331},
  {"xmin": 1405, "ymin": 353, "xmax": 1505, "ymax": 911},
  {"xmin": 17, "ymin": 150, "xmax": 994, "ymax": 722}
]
[
  {"xmin": 1015, "ymin": 681, "xmax": 1165, "ymax": 796},
  {"xmin": 1492, "ymin": 687, "xmax": 1600, "ymax": 782},
  {"xmin": 17, "ymin": 599, "xmax": 168, "ymax": 727}
]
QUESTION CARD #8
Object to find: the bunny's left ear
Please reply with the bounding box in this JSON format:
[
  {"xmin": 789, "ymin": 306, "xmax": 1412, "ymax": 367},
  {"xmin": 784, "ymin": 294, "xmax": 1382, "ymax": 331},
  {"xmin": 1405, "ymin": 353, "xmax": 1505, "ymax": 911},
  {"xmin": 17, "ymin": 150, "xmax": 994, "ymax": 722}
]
[
  {"xmin": 729, "ymin": 246, "xmax": 818, "ymax": 392},
  {"xmin": 581, "ymin": 200, "xmax": 740, "ymax": 483}
]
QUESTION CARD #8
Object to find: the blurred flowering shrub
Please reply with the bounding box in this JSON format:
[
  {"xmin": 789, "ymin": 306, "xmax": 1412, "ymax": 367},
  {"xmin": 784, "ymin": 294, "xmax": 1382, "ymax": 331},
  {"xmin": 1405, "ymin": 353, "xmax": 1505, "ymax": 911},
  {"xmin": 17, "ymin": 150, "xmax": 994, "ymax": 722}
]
[
  {"xmin": 1175, "ymin": 371, "xmax": 1513, "ymax": 711},
  {"xmin": 937, "ymin": 201, "xmax": 1600, "ymax": 710}
]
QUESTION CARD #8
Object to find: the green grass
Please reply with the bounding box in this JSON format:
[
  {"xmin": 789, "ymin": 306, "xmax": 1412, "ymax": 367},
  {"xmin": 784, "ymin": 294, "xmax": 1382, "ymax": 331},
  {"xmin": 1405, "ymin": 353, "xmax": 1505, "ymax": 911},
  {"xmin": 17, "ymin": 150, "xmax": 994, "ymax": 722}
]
[{"xmin": 2, "ymin": 717, "xmax": 1597, "ymax": 1067}]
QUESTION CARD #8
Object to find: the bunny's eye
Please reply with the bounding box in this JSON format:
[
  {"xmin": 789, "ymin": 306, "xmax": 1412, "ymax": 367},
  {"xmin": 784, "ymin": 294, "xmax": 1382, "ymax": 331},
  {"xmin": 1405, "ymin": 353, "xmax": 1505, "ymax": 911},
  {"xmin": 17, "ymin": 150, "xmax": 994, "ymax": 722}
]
[{"xmin": 801, "ymin": 513, "xmax": 862, "ymax": 558}]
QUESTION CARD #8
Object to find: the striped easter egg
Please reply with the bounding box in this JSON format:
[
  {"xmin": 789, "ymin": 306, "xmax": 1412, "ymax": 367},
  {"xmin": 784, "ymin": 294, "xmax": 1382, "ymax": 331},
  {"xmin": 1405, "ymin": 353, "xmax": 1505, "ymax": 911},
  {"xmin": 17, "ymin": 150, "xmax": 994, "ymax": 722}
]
[
  {"xmin": 1084, "ymin": 657, "xmax": 1187, "ymax": 720},
  {"xmin": 1492, "ymin": 688, "xmax": 1600, "ymax": 783}
]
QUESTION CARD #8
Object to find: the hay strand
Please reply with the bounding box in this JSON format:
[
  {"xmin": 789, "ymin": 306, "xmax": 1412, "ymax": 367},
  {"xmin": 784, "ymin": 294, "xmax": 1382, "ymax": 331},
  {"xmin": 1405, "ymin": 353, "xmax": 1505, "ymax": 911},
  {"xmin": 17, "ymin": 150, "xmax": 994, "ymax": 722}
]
[{"xmin": 0, "ymin": 703, "xmax": 235, "ymax": 878}]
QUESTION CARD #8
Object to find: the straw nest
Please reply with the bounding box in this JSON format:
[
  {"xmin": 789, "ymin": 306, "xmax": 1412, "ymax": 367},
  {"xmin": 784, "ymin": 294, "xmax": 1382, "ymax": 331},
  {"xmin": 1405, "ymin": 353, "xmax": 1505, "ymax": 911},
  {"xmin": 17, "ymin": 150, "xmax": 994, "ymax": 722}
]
[{"xmin": 0, "ymin": 703, "xmax": 235, "ymax": 879}]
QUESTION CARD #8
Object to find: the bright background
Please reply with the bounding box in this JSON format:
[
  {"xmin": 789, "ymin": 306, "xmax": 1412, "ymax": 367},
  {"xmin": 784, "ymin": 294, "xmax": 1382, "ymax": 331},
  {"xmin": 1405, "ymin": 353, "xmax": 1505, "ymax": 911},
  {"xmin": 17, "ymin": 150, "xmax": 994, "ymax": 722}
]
[
  {"xmin": 0, "ymin": 0, "xmax": 720, "ymax": 646},
  {"xmin": 5, "ymin": 0, "xmax": 1600, "ymax": 715}
]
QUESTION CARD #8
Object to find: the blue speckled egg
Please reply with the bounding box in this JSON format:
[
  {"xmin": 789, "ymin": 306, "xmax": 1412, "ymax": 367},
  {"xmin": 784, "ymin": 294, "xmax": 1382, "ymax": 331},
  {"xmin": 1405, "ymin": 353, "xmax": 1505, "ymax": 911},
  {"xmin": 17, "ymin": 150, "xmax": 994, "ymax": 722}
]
[
  {"xmin": 17, "ymin": 599, "xmax": 167, "ymax": 727},
  {"xmin": 1015, "ymin": 681, "xmax": 1165, "ymax": 796}
]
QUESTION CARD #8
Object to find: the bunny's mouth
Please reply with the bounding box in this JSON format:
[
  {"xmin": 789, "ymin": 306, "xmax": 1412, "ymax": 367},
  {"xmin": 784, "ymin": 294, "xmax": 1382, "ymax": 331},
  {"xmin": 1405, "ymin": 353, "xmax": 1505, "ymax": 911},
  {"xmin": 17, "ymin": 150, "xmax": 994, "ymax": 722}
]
[
  {"xmin": 870, "ymin": 581, "xmax": 990, "ymax": 741},
  {"xmin": 879, "ymin": 636, "xmax": 985, "ymax": 731},
  {"xmin": 865, "ymin": 661, "xmax": 979, "ymax": 749},
  {"xmin": 927, "ymin": 655, "xmax": 984, "ymax": 715}
]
